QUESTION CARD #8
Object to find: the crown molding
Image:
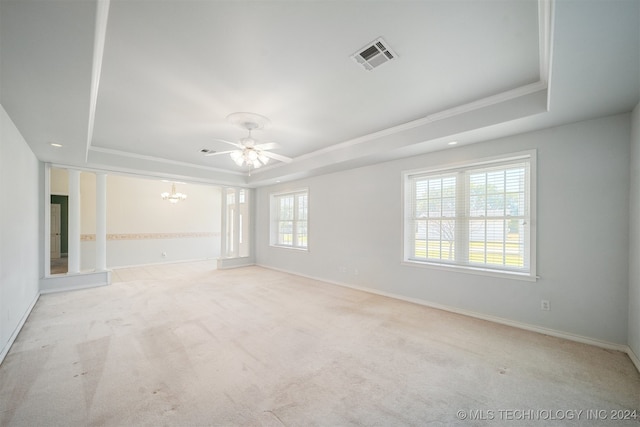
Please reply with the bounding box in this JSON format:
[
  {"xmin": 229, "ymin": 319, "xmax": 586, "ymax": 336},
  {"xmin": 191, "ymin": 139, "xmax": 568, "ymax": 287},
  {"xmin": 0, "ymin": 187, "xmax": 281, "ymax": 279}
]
[
  {"xmin": 253, "ymin": 80, "xmax": 548, "ymax": 178},
  {"xmin": 85, "ymin": 0, "xmax": 110, "ymax": 163},
  {"xmin": 88, "ymin": 146, "xmax": 246, "ymax": 176},
  {"xmin": 538, "ymin": 0, "xmax": 556, "ymax": 110}
]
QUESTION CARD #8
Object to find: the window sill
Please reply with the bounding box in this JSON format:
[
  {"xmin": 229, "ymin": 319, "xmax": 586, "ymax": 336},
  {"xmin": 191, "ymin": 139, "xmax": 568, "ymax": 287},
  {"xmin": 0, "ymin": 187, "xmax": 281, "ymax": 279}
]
[
  {"xmin": 270, "ymin": 245, "xmax": 309, "ymax": 252},
  {"xmin": 401, "ymin": 260, "xmax": 538, "ymax": 282}
]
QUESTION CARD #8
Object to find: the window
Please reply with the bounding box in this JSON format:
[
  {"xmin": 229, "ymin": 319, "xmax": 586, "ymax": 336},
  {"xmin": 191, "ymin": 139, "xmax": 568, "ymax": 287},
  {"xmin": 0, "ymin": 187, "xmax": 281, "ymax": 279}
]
[
  {"xmin": 270, "ymin": 189, "xmax": 308, "ymax": 250},
  {"xmin": 404, "ymin": 151, "xmax": 536, "ymax": 279}
]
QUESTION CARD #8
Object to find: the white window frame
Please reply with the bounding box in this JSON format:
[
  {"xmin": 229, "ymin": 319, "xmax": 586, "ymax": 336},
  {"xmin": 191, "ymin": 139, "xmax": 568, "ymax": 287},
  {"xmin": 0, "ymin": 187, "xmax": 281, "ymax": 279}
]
[
  {"xmin": 402, "ymin": 150, "xmax": 537, "ymax": 281},
  {"xmin": 270, "ymin": 188, "xmax": 309, "ymax": 251}
]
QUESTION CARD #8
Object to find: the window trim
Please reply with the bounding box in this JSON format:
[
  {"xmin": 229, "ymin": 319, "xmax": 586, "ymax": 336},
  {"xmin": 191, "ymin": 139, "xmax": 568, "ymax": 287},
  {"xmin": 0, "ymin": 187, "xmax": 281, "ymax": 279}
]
[
  {"xmin": 402, "ymin": 150, "xmax": 537, "ymax": 281},
  {"xmin": 269, "ymin": 188, "xmax": 309, "ymax": 251}
]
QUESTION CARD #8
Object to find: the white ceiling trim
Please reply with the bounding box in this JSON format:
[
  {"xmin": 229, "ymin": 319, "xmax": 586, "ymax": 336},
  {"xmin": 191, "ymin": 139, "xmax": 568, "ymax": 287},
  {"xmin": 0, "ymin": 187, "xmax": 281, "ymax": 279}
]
[
  {"xmin": 247, "ymin": 88, "xmax": 548, "ymax": 186},
  {"xmin": 538, "ymin": 0, "xmax": 555, "ymax": 111},
  {"xmin": 253, "ymin": 80, "xmax": 548, "ymax": 176},
  {"xmin": 89, "ymin": 146, "xmax": 246, "ymax": 177},
  {"xmin": 84, "ymin": 0, "xmax": 110, "ymax": 162},
  {"xmin": 538, "ymin": 0, "xmax": 554, "ymax": 85},
  {"xmin": 49, "ymin": 162, "xmax": 227, "ymax": 188}
]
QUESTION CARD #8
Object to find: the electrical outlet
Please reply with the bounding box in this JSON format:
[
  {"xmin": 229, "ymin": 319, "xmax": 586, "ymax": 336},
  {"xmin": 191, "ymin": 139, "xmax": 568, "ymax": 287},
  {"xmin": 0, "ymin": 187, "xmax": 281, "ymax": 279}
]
[
  {"xmin": 161, "ymin": 252, "xmax": 167, "ymax": 258},
  {"xmin": 541, "ymin": 300, "xmax": 550, "ymax": 311}
]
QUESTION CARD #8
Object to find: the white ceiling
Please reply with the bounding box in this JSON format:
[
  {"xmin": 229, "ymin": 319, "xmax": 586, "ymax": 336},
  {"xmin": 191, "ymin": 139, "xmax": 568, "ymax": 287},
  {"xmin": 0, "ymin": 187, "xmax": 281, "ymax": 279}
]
[{"xmin": 1, "ymin": 0, "xmax": 638, "ymax": 187}]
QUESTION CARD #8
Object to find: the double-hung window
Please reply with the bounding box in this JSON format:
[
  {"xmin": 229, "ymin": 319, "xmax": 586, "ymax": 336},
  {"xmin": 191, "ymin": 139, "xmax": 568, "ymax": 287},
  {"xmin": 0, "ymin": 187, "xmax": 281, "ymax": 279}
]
[
  {"xmin": 404, "ymin": 151, "xmax": 536, "ymax": 279},
  {"xmin": 270, "ymin": 189, "xmax": 309, "ymax": 250}
]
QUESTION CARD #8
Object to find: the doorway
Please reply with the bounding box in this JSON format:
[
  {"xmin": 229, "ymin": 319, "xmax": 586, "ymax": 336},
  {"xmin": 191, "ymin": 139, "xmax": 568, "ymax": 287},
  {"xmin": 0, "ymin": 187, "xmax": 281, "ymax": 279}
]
[
  {"xmin": 51, "ymin": 204, "xmax": 61, "ymax": 258},
  {"xmin": 50, "ymin": 195, "xmax": 68, "ymax": 274}
]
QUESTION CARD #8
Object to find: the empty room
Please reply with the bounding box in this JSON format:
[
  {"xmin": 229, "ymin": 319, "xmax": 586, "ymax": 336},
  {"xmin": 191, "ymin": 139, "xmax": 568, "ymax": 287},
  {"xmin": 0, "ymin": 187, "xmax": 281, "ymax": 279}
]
[{"xmin": 1, "ymin": 0, "xmax": 639, "ymax": 425}]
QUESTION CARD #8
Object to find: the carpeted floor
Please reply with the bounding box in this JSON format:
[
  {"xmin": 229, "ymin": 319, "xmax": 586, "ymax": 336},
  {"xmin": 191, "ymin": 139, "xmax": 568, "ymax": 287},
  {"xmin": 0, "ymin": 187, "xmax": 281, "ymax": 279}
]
[
  {"xmin": 1, "ymin": 262, "xmax": 638, "ymax": 426},
  {"xmin": 50, "ymin": 256, "xmax": 68, "ymax": 275}
]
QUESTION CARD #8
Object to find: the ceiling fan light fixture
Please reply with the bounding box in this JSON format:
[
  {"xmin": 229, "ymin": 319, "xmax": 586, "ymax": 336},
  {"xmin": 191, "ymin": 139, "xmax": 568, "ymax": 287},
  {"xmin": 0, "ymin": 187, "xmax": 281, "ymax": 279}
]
[
  {"xmin": 258, "ymin": 153, "xmax": 269, "ymax": 165},
  {"xmin": 242, "ymin": 136, "xmax": 256, "ymax": 147},
  {"xmin": 230, "ymin": 150, "xmax": 244, "ymax": 166},
  {"xmin": 209, "ymin": 112, "xmax": 292, "ymax": 170}
]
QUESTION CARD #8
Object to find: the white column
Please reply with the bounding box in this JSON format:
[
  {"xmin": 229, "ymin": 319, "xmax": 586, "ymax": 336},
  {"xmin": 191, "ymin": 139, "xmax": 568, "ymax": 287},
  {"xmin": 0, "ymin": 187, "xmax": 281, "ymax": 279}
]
[
  {"xmin": 96, "ymin": 173, "xmax": 107, "ymax": 271},
  {"xmin": 233, "ymin": 188, "xmax": 240, "ymax": 257},
  {"xmin": 220, "ymin": 188, "xmax": 228, "ymax": 257},
  {"xmin": 68, "ymin": 169, "xmax": 81, "ymax": 273}
]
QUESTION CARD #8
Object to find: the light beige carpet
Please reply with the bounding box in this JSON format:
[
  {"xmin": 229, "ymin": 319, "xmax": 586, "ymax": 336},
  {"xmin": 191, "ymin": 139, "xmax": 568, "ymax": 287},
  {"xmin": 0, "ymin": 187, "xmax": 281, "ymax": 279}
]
[
  {"xmin": 50, "ymin": 256, "xmax": 68, "ymax": 275},
  {"xmin": 0, "ymin": 262, "xmax": 638, "ymax": 426}
]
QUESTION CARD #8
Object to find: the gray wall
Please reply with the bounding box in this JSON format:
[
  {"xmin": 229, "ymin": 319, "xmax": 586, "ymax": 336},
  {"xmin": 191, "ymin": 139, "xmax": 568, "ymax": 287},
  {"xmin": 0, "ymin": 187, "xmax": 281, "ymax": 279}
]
[
  {"xmin": 0, "ymin": 104, "xmax": 40, "ymax": 361},
  {"xmin": 256, "ymin": 114, "xmax": 631, "ymax": 345},
  {"xmin": 629, "ymin": 103, "xmax": 640, "ymax": 361}
]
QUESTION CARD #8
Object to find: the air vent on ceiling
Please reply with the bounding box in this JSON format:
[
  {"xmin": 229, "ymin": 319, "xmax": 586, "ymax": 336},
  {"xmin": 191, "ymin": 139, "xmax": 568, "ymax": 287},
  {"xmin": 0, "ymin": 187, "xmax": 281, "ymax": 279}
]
[{"xmin": 351, "ymin": 37, "xmax": 397, "ymax": 71}]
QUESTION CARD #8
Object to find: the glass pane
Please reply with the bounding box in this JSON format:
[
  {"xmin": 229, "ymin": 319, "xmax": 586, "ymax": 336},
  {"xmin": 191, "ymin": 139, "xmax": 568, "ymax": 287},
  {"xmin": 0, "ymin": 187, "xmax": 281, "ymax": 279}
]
[
  {"xmin": 486, "ymin": 170, "xmax": 504, "ymax": 194},
  {"xmin": 278, "ymin": 221, "xmax": 293, "ymax": 245},
  {"xmin": 428, "ymin": 197, "xmax": 441, "ymax": 217},
  {"xmin": 427, "ymin": 220, "xmax": 441, "ymax": 259},
  {"xmin": 505, "ymin": 168, "xmax": 524, "ymax": 192},
  {"xmin": 442, "ymin": 197, "xmax": 455, "ymax": 217},
  {"xmin": 469, "ymin": 219, "xmax": 486, "ymax": 263},
  {"xmin": 416, "ymin": 180, "xmax": 428, "ymax": 199},
  {"xmin": 486, "ymin": 220, "xmax": 505, "ymax": 265},
  {"xmin": 429, "ymin": 179, "xmax": 442, "ymax": 198},
  {"xmin": 506, "ymin": 220, "xmax": 525, "ymax": 268},
  {"xmin": 414, "ymin": 220, "xmax": 427, "ymax": 259},
  {"xmin": 441, "ymin": 219, "xmax": 455, "ymax": 260},
  {"xmin": 279, "ymin": 196, "xmax": 294, "ymax": 220},
  {"xmin": 415, "ymin": 220, "xmax": 427, "ymax": 240},
  {"xmin": 506, "ymin": 193, "xmax": 522, "ymax": 216},
  {"xmin": 442, "ymin": 176, "xmax": 456, "ymax": 197},
  {"xmin": 487, "ymin": 193, "xmax": 505, "ymax": 216},
  {"xmin": 469, "ymin": 173, "xmax": 486, "ymax": 195},
  {"xmin": 296, "ymin": 221, "xmax": 308, "ymax": 248},
  {"xmin": 469, "ymin": 195, "xmax": 485, "ymax": 217},
  {"xmin": 415, "ymin": 199, "xmax": 428, "ymax": 218},
  {"xmin": 297, "ymin": 194, "xmax": 308, "ymax": 220}
]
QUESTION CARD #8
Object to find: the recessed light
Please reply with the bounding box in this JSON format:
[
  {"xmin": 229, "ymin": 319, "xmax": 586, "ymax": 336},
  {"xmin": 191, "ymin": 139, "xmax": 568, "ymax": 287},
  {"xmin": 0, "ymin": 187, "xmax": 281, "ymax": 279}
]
[
  {"xmin": 50, "ymin": 142, "xmax": 63, "ymax": 148},
  {"xmin": 448, "ymin": 141, "xmax": 458, "ymax": 145}
]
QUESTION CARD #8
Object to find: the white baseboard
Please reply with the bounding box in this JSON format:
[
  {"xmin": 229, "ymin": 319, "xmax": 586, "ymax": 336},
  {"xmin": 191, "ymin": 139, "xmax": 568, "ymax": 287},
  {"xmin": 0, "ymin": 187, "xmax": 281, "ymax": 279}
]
[
  {"xmin": 217, "ymin": 257, "xmax": 255, "ymax": 270},
  {"xmin": 40, "ymin": 270, "xmax": 111, "ymax": 294},
  {"xmin": 0, "ymin": 292, "xmax": 40, "ymax": 366},
  {"xmin": 108, "ymin": 257, "xmax": 218, "ymax": 270},
  {"xmin": 627, "ymin": 346, "xmax": 640, "ymax": 374},
  {"xmin": 257, "ymin": 264, "xmax": 630, "ymax": 355}
]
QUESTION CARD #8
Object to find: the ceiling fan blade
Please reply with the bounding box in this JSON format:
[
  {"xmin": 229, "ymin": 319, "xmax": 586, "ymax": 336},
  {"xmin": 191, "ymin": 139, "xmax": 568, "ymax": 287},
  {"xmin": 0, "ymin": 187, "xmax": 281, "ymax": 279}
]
[
  {"xmin": 204, "ymin": 150, "xmax": 236, "ymax": 157},
  {"xmin": 254, "ymin": 142, "xmax": 281, "ymax": 150},
  {"xmin": 262, "ymin": 151, "xmax": 293, "ymax": 163},
  {"xmin": 212, "ymin": 138, "xmax": 242, "ymax": 148}
]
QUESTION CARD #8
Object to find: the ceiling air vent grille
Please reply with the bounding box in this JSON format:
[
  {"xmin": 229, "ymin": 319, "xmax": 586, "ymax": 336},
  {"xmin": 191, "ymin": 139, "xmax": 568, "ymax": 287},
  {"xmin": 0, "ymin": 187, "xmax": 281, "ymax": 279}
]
[{"xmin": 351, "ymin": 37, "xmax": 397, "ymax": 71}]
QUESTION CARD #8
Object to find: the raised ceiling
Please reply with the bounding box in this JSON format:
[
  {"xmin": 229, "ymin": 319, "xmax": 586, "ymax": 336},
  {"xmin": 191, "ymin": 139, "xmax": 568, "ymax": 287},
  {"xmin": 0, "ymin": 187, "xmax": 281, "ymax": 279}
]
[{"xmin": 1, "ymin": 0, "xmax": 638, "ymax": 186}]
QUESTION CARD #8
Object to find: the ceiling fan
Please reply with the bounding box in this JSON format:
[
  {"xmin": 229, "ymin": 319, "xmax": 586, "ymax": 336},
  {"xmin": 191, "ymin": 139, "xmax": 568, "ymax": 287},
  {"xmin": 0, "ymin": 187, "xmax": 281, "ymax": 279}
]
[{"xmin": 203, "ymin": 112, "xmax": 292, "ymax": 169}]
